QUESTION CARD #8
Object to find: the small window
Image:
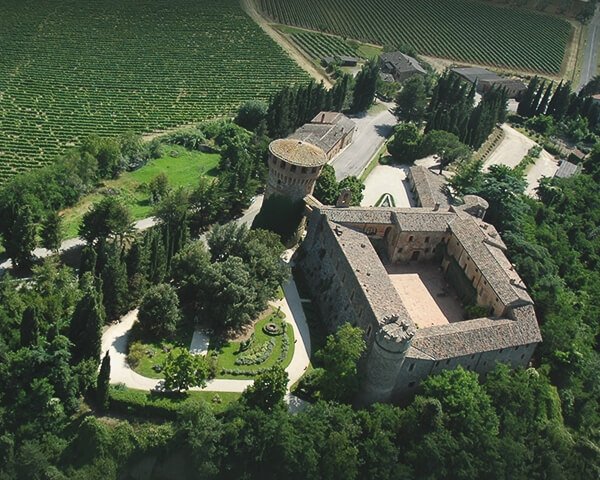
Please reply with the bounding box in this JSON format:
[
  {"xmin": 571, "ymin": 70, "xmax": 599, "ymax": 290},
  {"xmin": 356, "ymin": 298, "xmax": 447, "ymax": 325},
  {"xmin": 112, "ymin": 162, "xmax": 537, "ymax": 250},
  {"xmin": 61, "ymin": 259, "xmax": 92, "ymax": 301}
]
[
  {"xmin": 311, "ymin": 167, "xmax": 317, "ymax": 173},
  {"xmin": 499, "ymin": 349, "xmax": 504, "ymax": 354},
  {"xmin": 445, "ymin": 359, "xmax": 450, "ymax": 365},
  {"xmin": 514, "ymin": 346, "xmax": 519, "ymax": 351},
  {"xmin": 470, "ymin": 354, "xmax": 475, "ymax": 359},
  {"xmin": 366, "ymin": 325, "xmax": 372, "ymax": 337},
  {"xmin": 398, "ymin": 247, "xmax": 403, "ymax": 253},
  {"xmin": 425, "ymin": 236, "xmax": 430, "ymax": 243},
  {"xmin": 520, "ymin": 354, "xmax": 525, "ymax": 360},
  {"xmin": 290, "ymin": 165, "xmax": 297, "ymax": 172},
  {"xmin": 280, "ymin": 160, "xmax": 285, "ymax": 168},
  {"xmin": 301, "ymin": 167, "xmax": 307, "ymax": 173},
  {"xmin": 483, "ymin": 361, "xmax": 487, "ymax": 366},
  {"xmin": 434, "ymin": 361, "xmax": 440, "ymax": 367},
  {"xmin": 408, "ymin": 363, "xmax": 415, "ymax": 372},
  {"xmin": 408, "ymin": 382, "xmax": 415, "ymax": 388},
  {"xmin": 409, "ymin": 235, "xmax": 414, "ymax": 242}
]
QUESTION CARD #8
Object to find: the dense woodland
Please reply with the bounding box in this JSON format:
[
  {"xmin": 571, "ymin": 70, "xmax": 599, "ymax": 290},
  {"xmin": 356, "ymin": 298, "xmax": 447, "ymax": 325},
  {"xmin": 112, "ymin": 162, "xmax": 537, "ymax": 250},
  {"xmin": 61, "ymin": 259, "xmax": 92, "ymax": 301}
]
[{"xmin": 0, "ymin": 66, "xmax": 599, "ymax": 478}]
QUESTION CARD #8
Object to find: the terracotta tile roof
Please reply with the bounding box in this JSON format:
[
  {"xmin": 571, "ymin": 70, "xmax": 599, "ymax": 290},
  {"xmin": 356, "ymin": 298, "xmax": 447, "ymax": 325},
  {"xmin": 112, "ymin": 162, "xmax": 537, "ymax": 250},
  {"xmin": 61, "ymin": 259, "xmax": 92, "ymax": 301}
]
[
  {"xmin": 269, "ymin": 139, "xmax": 327, "ymax": 167},
  {"xmin": 409, "ymin": 166, "xmax": 452, "ymax": 208}
]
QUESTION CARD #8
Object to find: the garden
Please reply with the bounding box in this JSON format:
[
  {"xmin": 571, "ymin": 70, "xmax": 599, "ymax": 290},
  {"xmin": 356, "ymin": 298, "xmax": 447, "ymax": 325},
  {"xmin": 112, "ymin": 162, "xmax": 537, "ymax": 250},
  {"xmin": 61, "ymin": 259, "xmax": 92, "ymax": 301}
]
[{"xmin": 126, "ymin": 306, "xmax": 294, "ymax": 381}]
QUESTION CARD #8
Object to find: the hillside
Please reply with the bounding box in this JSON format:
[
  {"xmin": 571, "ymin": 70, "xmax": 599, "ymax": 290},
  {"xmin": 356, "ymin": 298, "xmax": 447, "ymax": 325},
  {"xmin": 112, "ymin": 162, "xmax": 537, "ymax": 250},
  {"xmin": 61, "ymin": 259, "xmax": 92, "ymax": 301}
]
[
  {"xmin": 256, "ymin": 0, "xmax": 572, "ymax": 74},
  {"xmin": 0, "ymin": 0, "xmax": 308, "ymax": 182}
]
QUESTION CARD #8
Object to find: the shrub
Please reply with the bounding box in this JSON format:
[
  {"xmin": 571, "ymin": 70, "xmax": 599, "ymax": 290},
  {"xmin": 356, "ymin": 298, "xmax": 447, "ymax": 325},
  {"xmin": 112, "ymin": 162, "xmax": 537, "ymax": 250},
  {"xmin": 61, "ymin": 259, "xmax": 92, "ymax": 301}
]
[
  {"xmin": 127, "ymin": 341, "xmax": 145, "ymax": 368},
  {"xmin": 234, "ymin": 339, "xmax": 275, "ymax": 366}
]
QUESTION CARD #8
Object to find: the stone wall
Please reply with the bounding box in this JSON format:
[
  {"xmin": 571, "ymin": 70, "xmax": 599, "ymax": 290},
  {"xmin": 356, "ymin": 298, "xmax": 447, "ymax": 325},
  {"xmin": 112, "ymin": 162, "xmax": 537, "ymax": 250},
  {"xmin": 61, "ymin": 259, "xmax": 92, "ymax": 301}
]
[{"xmin": 266, "ymin": 152, "xmax": 323, "ymax": 201}]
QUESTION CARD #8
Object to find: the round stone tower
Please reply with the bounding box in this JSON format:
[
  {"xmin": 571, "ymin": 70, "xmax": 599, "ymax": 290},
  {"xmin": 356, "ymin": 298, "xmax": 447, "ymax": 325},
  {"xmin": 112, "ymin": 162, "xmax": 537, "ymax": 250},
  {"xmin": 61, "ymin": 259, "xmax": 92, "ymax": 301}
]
[
  {"xmin": 266, "ymin": 139, "xmax": 328, "ymax": 201},
  {"xmin": 360, "ymin": 317, "xmax": 415, "ymax": 405}
]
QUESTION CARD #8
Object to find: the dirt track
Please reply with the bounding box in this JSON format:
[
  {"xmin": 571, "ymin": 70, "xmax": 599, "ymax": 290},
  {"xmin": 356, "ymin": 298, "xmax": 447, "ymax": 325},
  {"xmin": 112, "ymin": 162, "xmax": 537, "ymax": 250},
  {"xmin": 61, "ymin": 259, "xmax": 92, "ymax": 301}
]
[{"xmin": 241, "ymin": 0, "xmax": 332, "ymax": 87}]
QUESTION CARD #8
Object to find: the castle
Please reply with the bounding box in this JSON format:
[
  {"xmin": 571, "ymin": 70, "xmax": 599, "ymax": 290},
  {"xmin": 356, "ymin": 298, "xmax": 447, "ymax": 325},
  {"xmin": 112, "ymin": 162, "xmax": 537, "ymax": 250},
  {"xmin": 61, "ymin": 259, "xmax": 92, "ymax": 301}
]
[{"xmin": 296, "ymin": 166, "xmax": 541, "ymax": 404}]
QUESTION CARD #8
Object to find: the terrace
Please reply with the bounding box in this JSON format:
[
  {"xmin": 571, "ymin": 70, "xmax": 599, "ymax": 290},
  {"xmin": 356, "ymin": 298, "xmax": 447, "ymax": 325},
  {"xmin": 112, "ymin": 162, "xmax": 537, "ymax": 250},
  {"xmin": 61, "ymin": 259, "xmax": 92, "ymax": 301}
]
[{"xmin": 384, "ymin": 262, "xmax": 464, "ymax": 329}]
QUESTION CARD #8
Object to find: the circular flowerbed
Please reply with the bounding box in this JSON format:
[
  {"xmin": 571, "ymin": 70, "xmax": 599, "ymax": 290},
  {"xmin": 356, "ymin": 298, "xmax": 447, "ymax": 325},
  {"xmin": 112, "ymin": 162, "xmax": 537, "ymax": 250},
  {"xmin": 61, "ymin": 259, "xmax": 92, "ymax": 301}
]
[{"xmin": 263, "ymin": 322, "xmax": 282, "ymax": 336}]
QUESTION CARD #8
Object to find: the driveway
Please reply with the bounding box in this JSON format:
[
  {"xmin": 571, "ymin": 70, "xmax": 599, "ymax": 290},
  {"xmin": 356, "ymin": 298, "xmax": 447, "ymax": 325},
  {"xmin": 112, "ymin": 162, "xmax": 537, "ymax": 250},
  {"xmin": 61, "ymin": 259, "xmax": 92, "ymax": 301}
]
[
  {"xmin": 484, "ymin": 124, "xmax": 535, "ymax": 171},
  {"xmin": 525, "ymin": 150, "xmax": 559, "ymax": 196},
  {"xmin": 331, "ymin": 103, "xmax": 397, "ymax": 180},
  {"xmin": 361, "ymin": 165, "xmax": 414, "ymax": 207},
  {"xmin": 578, "ymin": 5, "xmax": 600, "ymax": 91}
]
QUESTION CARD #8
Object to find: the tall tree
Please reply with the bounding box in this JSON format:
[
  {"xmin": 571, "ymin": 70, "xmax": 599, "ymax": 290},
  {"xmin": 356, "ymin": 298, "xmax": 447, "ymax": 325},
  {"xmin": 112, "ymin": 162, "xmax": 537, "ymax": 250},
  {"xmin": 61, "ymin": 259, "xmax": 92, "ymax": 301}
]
[
  {"xmin": 101, "ymin": 245, "xmax": 129, "ymax": 322},
  {"xmin": 138, "ymin": 283, "xmax": 181, "ymax": 339},
  {"xmin": 242, "ymin": 366, "xmax": 288, "ymax": 412},
  {"xmin": 394, "ymin": 76, "xmax": 428, "ymax": 122},
  {"xmin": 162, "ymin": 347, "xmax": 212, "ymax": 392},
  {"xmin": 313, "ymin": 164, "xmax": 340, "ymax": 205},
  {"xmin": 6, "ymin": 204, "xmax": 38, "ymax": 270},
  {"xmin": 517, "ymin": 76, "xmax": 540, "ymax": 117},
  {"xmin": 69, "ymin": 273, "xmax": 105, "ymax": 363},
  {"xmin": 40, "ymin": 211, "xmax": 63, "ymax": 253},
  {"xmin": 79, "ymin": 196, "xmax": 132, "ymax": 246},
  {"xmin": 536, "ymin": 81, "xmax": 554, "ymax": 116},
  {"xmin": 20, "ymin": 306, "xmax": 40, "ymax": 348},
  {"xmin": 96, "ymin": 351, "xmax": 111, "ymax": 411},
  {"xmin": 351, "ymin": 60, "xmax": 379, "ymax": 113}
]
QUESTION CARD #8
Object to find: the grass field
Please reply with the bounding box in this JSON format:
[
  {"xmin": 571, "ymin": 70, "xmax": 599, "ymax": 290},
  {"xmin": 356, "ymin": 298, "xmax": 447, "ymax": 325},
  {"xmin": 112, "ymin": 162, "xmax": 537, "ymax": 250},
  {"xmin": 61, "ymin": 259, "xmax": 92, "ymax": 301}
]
[
  {"xmin": 0, "ymin": 0, "xmax": 307, "ymax": 183},
  {"xmin": 257, "ymin": 0, "xmax": 572, "ymax": 74},
  {"xmin": 60, "ymin": 146, "xmax": 219, "ymax": 238}
]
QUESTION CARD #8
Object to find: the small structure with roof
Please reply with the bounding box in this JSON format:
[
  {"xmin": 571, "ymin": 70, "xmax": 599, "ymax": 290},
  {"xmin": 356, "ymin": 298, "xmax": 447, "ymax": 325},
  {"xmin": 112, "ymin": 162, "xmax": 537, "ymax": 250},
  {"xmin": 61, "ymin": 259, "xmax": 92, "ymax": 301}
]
[
  {"xmin": 554, "ymin": 159, "xmax": 582, "ymax": 179},
  {"xmin": 288, "ymin": 111, "xmax": 356, "ymax": 160},
  {"xmin": 451, "ymin": 66, "xmax": 527, "ymax": 98},
  {"xmin": 379, "ymin": 51, "xmax": 426, "ymax": 83},
  {"xmin": 321, "ymin": 55, "xmax": 359, "ymax": 67},
  {"xmin": 266, "ymin": 139, "xmax": 328, "ymax": 201}
]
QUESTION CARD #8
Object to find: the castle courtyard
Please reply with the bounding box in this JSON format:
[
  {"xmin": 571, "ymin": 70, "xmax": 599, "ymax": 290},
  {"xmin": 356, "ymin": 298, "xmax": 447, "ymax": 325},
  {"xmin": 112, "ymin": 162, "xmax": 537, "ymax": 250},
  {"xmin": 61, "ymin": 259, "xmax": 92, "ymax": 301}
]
[{"xmin": 385, "ymin": 262, "xmax": 464, "ymax": 328}]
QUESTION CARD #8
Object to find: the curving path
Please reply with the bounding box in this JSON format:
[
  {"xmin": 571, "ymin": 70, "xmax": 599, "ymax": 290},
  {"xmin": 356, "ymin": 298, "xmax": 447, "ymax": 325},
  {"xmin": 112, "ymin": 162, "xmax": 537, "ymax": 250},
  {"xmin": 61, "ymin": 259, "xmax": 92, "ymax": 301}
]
[{"xmin": 101, "ymin": 269, "xmax": 311, "ymax": 398}]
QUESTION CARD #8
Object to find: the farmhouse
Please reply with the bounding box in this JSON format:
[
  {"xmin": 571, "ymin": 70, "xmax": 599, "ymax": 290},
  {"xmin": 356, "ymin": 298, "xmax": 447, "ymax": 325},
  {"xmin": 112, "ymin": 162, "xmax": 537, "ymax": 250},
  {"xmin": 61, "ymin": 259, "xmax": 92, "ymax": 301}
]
[
  {"xmin": 288, "ymin": 111, "xmax": 356, "ymax": 160},
  {"xmin": 322, "ymin": 55, "xmax": 359, "ymax": 67},
  {"xmin": 379, "ymin": 51, "xmax": 426, "ymax": 83},
  {"xmin": 298, "ymin": 194, "xmax": 541, "ymax": 404},
  {"xmin": 451, "ymin": 66, "xmax": 527, "ymax": 98}
]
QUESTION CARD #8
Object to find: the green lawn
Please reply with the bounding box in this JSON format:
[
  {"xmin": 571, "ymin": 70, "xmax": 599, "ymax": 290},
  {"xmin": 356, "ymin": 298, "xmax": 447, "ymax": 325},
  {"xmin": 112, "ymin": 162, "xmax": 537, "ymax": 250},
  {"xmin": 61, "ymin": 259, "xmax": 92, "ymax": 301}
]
[
  {"xmin": 128, "ymin": 323, "xmax": 194, "ymax": 380},
  {"xmin": 109, "ymin": 386, "xmax": 240, "ymax": 417},
  {"xmin": 61, "ymin": 145, "xmax": 219, "ymax": 237},
  {"xmin": 215, "ymin": 308, "xmax": 295, "ymax": 379}
]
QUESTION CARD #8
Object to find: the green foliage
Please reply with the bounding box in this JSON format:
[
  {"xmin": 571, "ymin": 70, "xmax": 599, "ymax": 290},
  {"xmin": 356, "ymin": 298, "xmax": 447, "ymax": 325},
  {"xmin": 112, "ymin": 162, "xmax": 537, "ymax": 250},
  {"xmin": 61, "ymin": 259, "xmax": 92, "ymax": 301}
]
[
  {"xmin": 387, "ymin": 122, "xmax": 422, "ymax": 163},
  {"xmin": 351, "ymin": 60, "xmax": 379, "ymax": 113},
  {"xmin": 41, "ymin": 211, "xmax": 63, "ymax": 253},
  {"xmin": 148, "ymin": 173, "xmax": 169, "ymax": 205},
  {"xmin": 235, "ymin": 100, "xmax": 268, "ymax": 131},
  {"xmin": 258, "ymin": 0, "xmax": 570, "ymax": 73},
  {"xmin": 162, "ymin": 347, "xmax": 214, "ymax": 392},
  {"xmin": 96, "ymin": 351, "xmax": 111, "ymax": 411},
  {"xmin": 138, "ymin": 283, "xmax": 181, "ymax": 339},
  {"xmin": 242, "ymin": 366, "xmax": 289, "ymax": 412},
  {"xmin": 79, "ymin": 196, "xmax": 133, "ymax": 245},
  {"xmin": 419, "ymin": 130, "xmax": 471, "ymax": 166},
  {"xmin": 394, "ymin": 76, "xmax": 428, "ymax": 122},
  {"xmin": 315, "ymin": 324, "xmax": 366, "ymax": 402},
  {"xmin": 313, "ymin": 164, "xmax": 365, "ymax": 205},
  {"xmin": 69, "ymin": 273, "xmax": 105, "ymax": 364}
]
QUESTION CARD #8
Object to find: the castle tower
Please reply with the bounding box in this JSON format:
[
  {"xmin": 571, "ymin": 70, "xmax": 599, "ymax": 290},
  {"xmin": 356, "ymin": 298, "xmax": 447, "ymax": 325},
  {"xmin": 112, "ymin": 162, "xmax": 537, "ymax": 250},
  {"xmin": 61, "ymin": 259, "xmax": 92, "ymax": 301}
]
[
  {"xmin": 360, "ymin": 317, "xmax": 415, "ymax": 404},
  {"xmin": 266, "ymin": 139, "xmax": 328, "ymax": 201}
]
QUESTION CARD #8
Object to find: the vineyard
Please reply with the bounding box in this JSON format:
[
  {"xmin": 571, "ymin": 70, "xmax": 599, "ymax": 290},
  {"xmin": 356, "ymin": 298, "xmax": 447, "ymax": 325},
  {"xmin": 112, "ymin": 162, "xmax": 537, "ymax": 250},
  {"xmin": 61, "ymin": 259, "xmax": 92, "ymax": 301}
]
[
  {"xmin": 257, "ymin": 0, "xmax": 571, "ymax": 74},
  {"xmin": 289, "ymin": 31, "xmax": 358, "ymax": 60},
  {"xmin": 0, "ymin": 0, "xmax": 307, "ymax": 182}
]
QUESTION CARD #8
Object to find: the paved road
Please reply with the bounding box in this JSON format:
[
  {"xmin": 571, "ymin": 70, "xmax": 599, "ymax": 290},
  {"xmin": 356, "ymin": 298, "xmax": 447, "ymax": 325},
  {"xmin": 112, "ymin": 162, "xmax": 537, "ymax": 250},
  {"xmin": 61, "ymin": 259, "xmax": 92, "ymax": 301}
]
[
  {"xmin": 579, "ymin": 5, "xmax": 600, "ymax": 91},
  {"xmin": 331, "ymin": 103, "xmax": 397, "ymax": 180}
]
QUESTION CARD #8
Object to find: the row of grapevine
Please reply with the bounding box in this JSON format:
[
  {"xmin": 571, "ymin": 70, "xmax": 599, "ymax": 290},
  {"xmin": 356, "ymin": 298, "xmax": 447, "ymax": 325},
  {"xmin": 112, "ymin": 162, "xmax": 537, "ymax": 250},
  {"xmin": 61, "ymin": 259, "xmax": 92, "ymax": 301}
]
[
  {"xmin": 290, "ymin": 31, "xmax": 358, "ymax": 60},
  {"xmin": 0, "ymin": 0, "xmax": 308, "ymax": 183},
  {"xmin": 258, "ymin": 0, "xmax": 570, "ymax": 74}
]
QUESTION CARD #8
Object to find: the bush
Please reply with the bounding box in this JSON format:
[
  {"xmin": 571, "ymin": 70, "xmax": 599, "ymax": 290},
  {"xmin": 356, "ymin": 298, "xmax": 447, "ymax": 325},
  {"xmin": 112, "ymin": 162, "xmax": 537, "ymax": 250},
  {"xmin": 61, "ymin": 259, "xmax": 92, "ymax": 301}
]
[
  {"xmin": 464, "ymin": 304, "xmax": 489, "ymax": 320},
  {"xmin": 126, "ymin": 341, "xmax": 145, "ymax": 368},
  {"xmin": 234, "ymin": 338, "xmax": 275, "ymax": 366}
]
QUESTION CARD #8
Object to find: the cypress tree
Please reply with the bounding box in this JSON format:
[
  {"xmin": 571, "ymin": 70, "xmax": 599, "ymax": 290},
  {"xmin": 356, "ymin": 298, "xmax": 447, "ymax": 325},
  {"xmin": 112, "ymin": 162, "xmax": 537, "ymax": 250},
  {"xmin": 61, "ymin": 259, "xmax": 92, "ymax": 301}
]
[
  {"xmin": 529, "ymin": 81, "xmax": 546, "ymax": 118},
  {"xmin": 69, "ymin": 273, "xmax": 105, "ymax": 363},
  {"xmin": 537, "ymin": 82, "xmax": 554, "ymax": 115},
  {"xmin": 101, "ymin": 244, "xmax": 129, "ymax": 321},
  {"xmin": 20, "ymin": 305, "xmax": 40, "ymax": 347},
  {"xmin": 517, "ymin": 76, "xmax": 539, "ymax": 117},
  {"xmin": 79, "ymin": 244, "xmax": 97, "ymax": 278},
  {"xmin": 96, "ymin": 351, "xmax": 111, "ymax": 411}
]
